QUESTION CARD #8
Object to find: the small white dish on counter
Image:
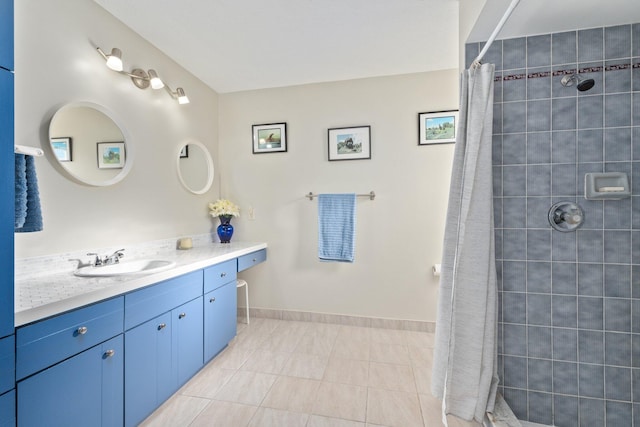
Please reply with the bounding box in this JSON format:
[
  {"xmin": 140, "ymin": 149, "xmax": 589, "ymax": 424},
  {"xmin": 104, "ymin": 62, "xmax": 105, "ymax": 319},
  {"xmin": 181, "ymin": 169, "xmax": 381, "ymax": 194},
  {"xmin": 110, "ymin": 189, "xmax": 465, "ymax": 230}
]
[{"xmin": 74, "ymin": 259, "xmax": 176, "ymax": 277}]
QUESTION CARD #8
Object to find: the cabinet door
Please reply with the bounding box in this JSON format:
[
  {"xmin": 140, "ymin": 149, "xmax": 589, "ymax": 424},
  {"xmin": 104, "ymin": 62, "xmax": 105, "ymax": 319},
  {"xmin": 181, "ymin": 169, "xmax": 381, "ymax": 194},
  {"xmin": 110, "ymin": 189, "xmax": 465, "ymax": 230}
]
[
  {"xmin": 124, "ymin": 311, "xmax": 172, "ymax": 427},
  {"xmin": 0, "ymin": 390, "xmax": 15, "ymax": 427},
  {"xmin": 0, "ymin": 0, "xmax": 13, "ymax": 70},
  {"xmin": 0, "ymin": 68, "xmax": 14, "ymax": 339},
  {"xmin": 204, "ymin": 281, "xmax": 237, "ymax": 361},
  {"xmin": 17, "ymin": 335, "xmax": 123, "ymax": 427},
  {"xmin": 173, "ymin": 296, "xmax": 203, "ymax": 386}
]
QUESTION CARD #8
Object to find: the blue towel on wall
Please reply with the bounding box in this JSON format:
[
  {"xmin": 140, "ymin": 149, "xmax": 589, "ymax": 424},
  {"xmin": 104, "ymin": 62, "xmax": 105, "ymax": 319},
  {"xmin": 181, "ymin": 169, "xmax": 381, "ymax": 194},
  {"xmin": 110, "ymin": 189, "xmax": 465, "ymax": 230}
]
[
  {"xmin": 15, "ymin": 154, "xmax": 43, "ymax": 233},
  {"xmin": 15, "ymin": 154, "xmax": 27, "ymax": 229},
  {"xmin": 318, "ymin": 193, "xmax": 356, "ymax": 262}
]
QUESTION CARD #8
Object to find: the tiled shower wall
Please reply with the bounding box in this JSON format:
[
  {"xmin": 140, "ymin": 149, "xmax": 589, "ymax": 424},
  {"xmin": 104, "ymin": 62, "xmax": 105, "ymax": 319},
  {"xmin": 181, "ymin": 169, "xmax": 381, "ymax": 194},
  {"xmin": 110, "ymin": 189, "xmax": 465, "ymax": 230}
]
[{"xmin": 466, "ymin": 24, "xmax": 640, "ymax": 426}]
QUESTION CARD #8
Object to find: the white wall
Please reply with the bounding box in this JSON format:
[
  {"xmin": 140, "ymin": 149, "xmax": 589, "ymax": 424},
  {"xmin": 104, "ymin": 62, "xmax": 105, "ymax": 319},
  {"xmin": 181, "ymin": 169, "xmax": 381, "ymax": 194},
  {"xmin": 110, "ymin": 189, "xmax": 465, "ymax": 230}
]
[
  {"xmin": 219, "ymin": 70, "xmax": 458, "ymax": 322},
  {"xmin": 14, "ymin": 0, "xmax": 220, "ymax": 258},
  {"xmin": 458, "ymin": 0, "xmax": 488, "ymax": 69}
]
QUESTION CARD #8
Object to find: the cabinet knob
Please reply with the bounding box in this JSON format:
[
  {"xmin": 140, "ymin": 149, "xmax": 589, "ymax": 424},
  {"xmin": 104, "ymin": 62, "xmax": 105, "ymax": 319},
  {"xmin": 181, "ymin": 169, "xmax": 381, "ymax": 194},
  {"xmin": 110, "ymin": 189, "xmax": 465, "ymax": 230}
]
[
  {"xmin": 179, "ymin": 312, "xmax": 187, "ymax": 319},
  {"xmin": 209, "ymin": 297, "xmax": 216, "ymax": 303},
  {"xmin": 220, "ymin": 272, "xmax": 226, "ymax": 278},
  {"xmin": 157, "ymin": 323, "xmax": 167, "ymax": 330},
  {"xmin": 104, "ymin": 349, "xmax": 115, "ymax": 358},
  {"xmin": 76, "ymin": 326, "xmax": 88, "ymax": 336},
  {"xmin": 253, "ymin": 258, "xmax": 256, "ymax": 262}
]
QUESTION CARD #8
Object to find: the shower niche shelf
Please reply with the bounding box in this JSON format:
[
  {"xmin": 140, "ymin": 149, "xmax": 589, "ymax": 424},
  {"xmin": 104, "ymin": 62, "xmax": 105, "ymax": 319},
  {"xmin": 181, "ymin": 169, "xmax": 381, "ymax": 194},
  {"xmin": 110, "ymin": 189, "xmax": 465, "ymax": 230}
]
[{"xmin": 584, "ymin": 172, "xmax": 630, "ymax": 200}]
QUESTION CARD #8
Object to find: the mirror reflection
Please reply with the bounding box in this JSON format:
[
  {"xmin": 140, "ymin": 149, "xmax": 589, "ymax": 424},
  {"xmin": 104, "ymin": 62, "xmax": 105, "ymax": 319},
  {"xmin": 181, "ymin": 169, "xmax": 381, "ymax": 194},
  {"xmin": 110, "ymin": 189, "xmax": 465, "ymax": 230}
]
[
  {"xmin": 177, "ymin": 141, "xmax": 214, "ymax": 194},
  {"xmin": 48, "ymin": 102, "xmax": 132, "ymax": 186}
]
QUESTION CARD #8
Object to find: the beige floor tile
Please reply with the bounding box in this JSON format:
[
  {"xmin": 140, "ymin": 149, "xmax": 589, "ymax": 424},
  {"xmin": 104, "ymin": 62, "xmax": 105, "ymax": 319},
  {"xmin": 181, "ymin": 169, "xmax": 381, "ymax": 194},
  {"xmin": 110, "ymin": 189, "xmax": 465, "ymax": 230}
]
[
  {"xmin": 369, "ymin": 342, "xmax": 411, "ymax": 365},
  {"xmin": 140, "ymin": 395, "xmax": 210, "ymax": 427},
  {"xmin": 261, "ymin": 376, "xmax": 321, "ymax": 413},
  {"xmin": 331, "ymin": 338, "xmax": 370, "ymax": 360},
  {"xmin": 409, "ymin": 345, "xmax": 433, "ymax": 366},
  {"xmin": 370, "ymin": 328, "xmax": 407, "ymax": 345},
  {"xmin": 366, "ymin": 387, "xmax": 424, "ymax": 427},
  {"xmin": 214, "ymin": 371, "xmax": 278, "ymax": 406},
  {"xmin": 307, "ymin": 414, "xmax": 367, "ymax": 427},
  {"xmin": 413, "ymin": 363, "xmax": 433, "ymax": 395},
  {"xmin": 294, "ymin": 332, "xmax": 336, "ymax": 356},
  {"xmin": 418, "ymin": 392, "xmax": 443, "ymax": 427},
  {"xmin": 190, "ymin": 400, "xmax": 258, "ymax": 427},
  {"xmin": 259, "ymin": 329, "xmax": 305, "ymax": 353},
  {"xmin": 312, "ymin": 381, "xmax": 368, "ymax": 422},
  {"xmin": 280, "ymin": 352, "xmax": 329, "ymax": 379},
  {"xmin": 368, "ymin": 362, "xmax": 416, "ymax": 393},
  {"xmin": 233, "ymin": 329, "xmax": 272, "ymax": 350},
  {"xmin": 336, "ymin": 325, "xmax": 371, "ymax": 343},
  {"xmin": 247, "ymin": 407, "xmax": 309, "ymax": 427},
  {"xmin": 211, "ymin": 344, "xmax": 256, "ymax": 370},
  {"xmin": 240, "ymin": 349, "xmax": 291, "ymax": 374},
  {"xmin": 179, "ymin": 365, "xmax": 236, "ymax": 398},
  {"xmin": 323, "ymin": 357, "xmax": 369, "ymax": 386},
  {"xmin": 405, "ymin": 331, "xmax": 435, "ymax": 348}
]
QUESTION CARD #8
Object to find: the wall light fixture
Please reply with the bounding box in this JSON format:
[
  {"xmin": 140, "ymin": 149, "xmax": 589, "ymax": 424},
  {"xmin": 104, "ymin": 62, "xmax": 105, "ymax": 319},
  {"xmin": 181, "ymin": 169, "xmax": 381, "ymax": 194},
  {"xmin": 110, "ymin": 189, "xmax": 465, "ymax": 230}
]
[{"xmin": 97, "ymin": 47, "xmax": 189, "ymax": 105}]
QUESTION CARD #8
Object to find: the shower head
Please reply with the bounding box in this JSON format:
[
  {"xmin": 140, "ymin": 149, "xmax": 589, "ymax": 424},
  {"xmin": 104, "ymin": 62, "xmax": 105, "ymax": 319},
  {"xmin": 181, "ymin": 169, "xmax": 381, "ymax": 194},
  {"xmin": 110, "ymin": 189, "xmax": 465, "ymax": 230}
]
[{"xmin": 561, "ymin": 73, "xmax": 595, "ymax": 92}]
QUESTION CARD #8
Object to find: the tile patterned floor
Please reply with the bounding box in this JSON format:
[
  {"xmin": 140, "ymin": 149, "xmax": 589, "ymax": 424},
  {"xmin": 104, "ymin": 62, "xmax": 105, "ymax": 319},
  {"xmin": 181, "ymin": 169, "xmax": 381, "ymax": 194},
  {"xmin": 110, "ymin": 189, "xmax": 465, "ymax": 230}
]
[{"xmin": 141, "ymin": 318, "xmax": 482, "ymax": 427}]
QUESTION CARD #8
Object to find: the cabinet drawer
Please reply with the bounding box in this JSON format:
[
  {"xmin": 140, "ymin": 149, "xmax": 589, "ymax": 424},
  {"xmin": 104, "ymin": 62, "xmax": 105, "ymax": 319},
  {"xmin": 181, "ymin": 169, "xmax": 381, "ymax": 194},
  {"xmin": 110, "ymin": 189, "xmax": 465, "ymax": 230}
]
[
  {"xmin": 16, "ymin": 297, "xmax": 124, "ymax": 381},
  {"xmin": 0, "ymin": 335, "xmax": 14, "ymax": 395},
  {"xmin": 237, "ymin": 249, "xmax": 267, "ymax": 272},
  {"xmin": 204, "ymin": 259, "xmax": 236, "ymax": 293},
  {"xmin": 125, "ymin": 270, "xmax": 202, "ymax": 330}
]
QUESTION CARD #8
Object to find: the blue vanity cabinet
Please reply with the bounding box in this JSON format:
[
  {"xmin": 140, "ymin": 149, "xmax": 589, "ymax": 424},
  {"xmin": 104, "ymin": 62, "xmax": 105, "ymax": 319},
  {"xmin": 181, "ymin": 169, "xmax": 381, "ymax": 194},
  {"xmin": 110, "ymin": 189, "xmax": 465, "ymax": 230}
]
[
  {"xmin": 123, "ymin": 272, "xmax": 204, "ymax": 427},
  {"xmin": 17, "ymin": 335, "xmax": 123, "ymax": 427},
  {"xmin": 15, "ymin": 298, "xmax": 125, "ymax": 427},
  {"xmin": 203, "ymin": 260, "xmax": 237, "ymax": 361},
  {"xmin": 0, "ymin": 390, "xmax": 14, "ymax": 427},
  {"xmin": 237, "ymin": 248, "xmax": 267, "ymax": 272},
  {"xmin": 0, "ymin": 0, "xmax": 13, "ymax": 70},
  {"xmin": 0, "ymin": 0, "xmax": 14, "ymax": 341}
]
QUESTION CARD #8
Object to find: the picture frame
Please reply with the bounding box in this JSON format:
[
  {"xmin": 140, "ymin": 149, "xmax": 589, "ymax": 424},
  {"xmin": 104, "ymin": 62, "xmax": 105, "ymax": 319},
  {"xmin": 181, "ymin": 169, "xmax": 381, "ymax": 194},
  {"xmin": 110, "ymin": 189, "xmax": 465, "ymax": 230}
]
[
  {"xmin": 327, "ymin": 125, "xmax": 371, "ymax": 161},
  {"xmin": 51, "ymin": 137, "xmax": 72, "ymax": 162},
  {"xmin": 180, "ymin": 145, "xmax": 189, "ymax": 158},
  {"xmin": 97, "ymin": 142, "xmax": 126, "ymax": 169},
  {"xmin": 418, "ymin": 110, "xmax": 459, "ymax": 145},
  {"xmin": 252, "ymin": 123, "xmax": 287, "ymax": 154}
]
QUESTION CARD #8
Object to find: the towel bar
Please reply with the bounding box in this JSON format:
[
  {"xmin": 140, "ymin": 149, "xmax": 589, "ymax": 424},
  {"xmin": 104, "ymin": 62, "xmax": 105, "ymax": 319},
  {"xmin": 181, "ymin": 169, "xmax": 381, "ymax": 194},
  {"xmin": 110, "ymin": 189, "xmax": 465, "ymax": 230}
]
[
  {"xmin": 15, "ymin": 145, "xmax": 44, "ymax": 157},
  {"xmin": 307, "ymin": 191, "xmax": 375, "ymax": 201}
]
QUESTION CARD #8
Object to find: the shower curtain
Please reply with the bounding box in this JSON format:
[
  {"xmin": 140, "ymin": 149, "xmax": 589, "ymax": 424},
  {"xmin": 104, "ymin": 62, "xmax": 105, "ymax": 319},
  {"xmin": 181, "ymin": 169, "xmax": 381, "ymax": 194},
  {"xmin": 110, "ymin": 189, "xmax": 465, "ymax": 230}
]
[{"xmin": 431, "ymin": 62, "xmax": 499, "ymax": 423}]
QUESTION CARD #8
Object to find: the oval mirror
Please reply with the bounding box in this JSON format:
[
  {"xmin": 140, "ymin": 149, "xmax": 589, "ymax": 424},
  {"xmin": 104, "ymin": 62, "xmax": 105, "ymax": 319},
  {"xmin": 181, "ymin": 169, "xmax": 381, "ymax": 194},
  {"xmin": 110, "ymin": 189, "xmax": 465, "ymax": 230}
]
[
  {"xmin": 176, "ymin": 140, "xmax": 214, "ymax": 194},
  {"xmin": 48, "ymin": 102, "xmax": 133, "ymax": 186}
]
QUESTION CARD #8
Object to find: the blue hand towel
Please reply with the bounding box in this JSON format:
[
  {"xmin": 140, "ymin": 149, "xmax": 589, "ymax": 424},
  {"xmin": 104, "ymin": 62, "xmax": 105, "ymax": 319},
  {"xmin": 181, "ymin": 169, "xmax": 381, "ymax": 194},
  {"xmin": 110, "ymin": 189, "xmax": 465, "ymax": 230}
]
[
  {"xmin": 318, "ymin": 193, "xmax": 356, "ymax": 262},
  {"xmin": 15, "ymin": 154, "xmax": 43, "ymax": 233},
  {"xmin": 15, "ymin": 154, "xmax": 27, "ymax": 229}
]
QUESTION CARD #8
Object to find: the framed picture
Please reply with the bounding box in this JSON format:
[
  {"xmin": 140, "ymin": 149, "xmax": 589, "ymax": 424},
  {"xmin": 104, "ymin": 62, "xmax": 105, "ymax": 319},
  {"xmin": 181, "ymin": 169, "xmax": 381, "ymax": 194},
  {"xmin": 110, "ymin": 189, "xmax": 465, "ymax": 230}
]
[
  {"xmin": 252, "ymin": 123, "xmax": 287, "ymax": 153},
  {"xmin": 51, "ymin": 137, "xmax": 72, "ymax": 162},
  {"xmin": 418, "ymin": 110, "xmax": 458, "ymax": 145},
  {"xmin": 327, "ymin": 125, "xmax": 371, "ymax": 161},
  {"xmin": 97, "ymin": 142, "xmax": 126, "ymax": 169},
  {"xmin": 180, "ymin": 145, "xmax": 189, "ymax": 158}
]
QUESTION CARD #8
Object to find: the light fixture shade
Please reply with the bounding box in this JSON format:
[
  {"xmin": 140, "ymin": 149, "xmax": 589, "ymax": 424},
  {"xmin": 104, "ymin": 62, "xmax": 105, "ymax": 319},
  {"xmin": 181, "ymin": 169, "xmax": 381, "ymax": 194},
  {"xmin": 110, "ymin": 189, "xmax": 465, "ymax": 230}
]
[
  {"xmin": 106, "ymin": 48, "xmax": 123, "ymax": 72},
  {"xmin": 148, "ymin": 69, "xmax": 164, "ymax": 89},
  {"xmin": 176, "ymin": 88, "xmax": 190, "ymax": 104}
]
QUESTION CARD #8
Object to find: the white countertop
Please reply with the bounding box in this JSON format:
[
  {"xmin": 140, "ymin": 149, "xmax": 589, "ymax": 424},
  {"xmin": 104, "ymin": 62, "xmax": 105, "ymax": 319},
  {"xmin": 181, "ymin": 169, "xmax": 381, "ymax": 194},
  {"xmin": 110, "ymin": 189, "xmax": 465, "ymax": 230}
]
[{"xmin": 15, "ymin": 241, "xmax": 267, "ymax": 327}]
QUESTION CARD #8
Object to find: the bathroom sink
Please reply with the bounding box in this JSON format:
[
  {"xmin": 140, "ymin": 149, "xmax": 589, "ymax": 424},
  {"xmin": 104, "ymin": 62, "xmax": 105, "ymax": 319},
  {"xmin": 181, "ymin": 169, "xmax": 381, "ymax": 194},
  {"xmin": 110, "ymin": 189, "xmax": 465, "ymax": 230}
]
[{"xmin": 74, "ymin": 259, "xmax": 176, "ymax": 277}]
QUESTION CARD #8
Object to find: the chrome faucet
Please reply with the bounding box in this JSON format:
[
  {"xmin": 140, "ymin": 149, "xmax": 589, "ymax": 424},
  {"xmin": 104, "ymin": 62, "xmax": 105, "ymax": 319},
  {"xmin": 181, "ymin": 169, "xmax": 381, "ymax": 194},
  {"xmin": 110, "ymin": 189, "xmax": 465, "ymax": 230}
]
[{"xmin": 86, "ymin": 249, "xmax": 125, "ymax": 267}]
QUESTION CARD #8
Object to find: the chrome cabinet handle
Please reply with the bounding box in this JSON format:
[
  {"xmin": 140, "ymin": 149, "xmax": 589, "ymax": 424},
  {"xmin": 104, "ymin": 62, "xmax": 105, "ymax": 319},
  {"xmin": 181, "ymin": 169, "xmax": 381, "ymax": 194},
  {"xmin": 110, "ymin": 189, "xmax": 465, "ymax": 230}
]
[
  {"xmin": 252, "ymin": 258, "xmax": 256, "ymax": 262},
  {"xmin": 178, "ymin": 312, "xmax": 186, "ymax": 319},
  {"xmin": 209, "ymin": 297, "xmax": 216, "ymax": 303},
  {"xmin": 104, "ymin": 349, "xmax": 115, "ymax": 358},
  {"xmin": 76, "ymin": 326, "xmax": 88, "ymax": 335},
  {"xmin": 157, "ymin": 323, "xmax": 167, "ymax": 330},
  {"xmin": 220, "ymin": 272, "xmax": 226, "ymax": 278}
]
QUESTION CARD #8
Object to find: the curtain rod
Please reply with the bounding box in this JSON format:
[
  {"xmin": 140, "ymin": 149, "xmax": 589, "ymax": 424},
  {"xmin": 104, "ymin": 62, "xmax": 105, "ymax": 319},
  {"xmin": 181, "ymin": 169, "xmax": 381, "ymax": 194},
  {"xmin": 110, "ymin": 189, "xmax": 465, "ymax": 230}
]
[
  {"xmin": 472, "ymin": 0, "xmax": 522, "ymax": 67},
  {"xmin": 15, "ymin": 144, "xmax": 44, "ymax": 157},
  {"xmin": 306, "ymin": 191, "xmax": 375, "ymax": 201}
]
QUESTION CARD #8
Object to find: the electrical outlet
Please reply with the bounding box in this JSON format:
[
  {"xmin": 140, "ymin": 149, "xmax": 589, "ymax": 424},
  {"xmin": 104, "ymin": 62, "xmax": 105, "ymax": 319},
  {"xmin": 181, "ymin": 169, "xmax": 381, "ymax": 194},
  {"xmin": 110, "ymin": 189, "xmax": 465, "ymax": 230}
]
[{"xmin": 248, "ymin": 207, "xmax": 255, "ymax": 220}]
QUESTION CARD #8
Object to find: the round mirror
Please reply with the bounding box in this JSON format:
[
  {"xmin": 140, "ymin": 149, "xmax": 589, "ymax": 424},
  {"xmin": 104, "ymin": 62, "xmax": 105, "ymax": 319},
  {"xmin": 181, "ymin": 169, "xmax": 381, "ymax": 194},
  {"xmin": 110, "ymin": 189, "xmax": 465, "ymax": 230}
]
[
  {"xmin": 177, "ymin": 140, "xmax": 214, "ymax": 194},
  {"xmin": 48, "ymin": 102, "xmax": 133, "ymax": 186}
]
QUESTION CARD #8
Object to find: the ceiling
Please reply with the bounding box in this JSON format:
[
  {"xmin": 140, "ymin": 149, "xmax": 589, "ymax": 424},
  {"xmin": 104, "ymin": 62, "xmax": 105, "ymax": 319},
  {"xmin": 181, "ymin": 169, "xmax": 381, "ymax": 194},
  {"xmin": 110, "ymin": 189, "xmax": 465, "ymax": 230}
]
[
  {"xmin": 93, "ymin": 0, "xmax": 459, "ymax": 94},
  {"xmin": 93, "ymin": 0, "xmax": 640, "ymax": 94}
]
